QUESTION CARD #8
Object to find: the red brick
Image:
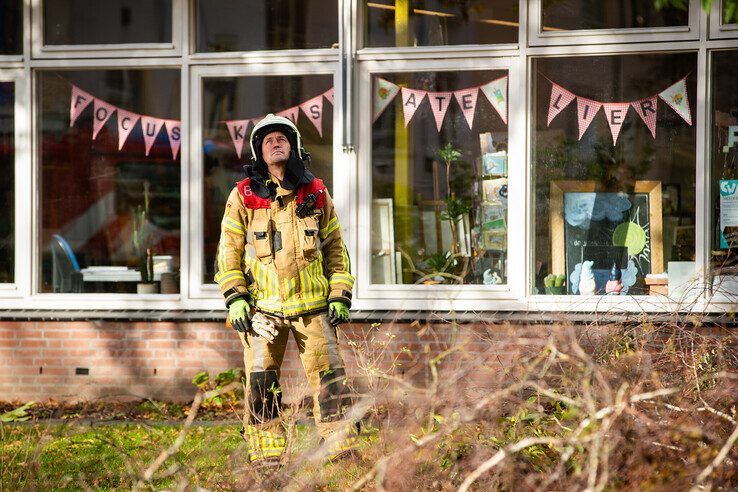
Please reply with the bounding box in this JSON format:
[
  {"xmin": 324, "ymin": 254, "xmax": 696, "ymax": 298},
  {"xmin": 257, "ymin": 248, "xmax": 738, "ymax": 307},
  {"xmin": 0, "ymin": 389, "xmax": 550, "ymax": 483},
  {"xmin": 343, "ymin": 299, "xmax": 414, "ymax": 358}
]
[
  {"xmin": 42, "ymin": 330, "xmax": 71, "ymax": 339},
  {"xmin": 147, "ymin": 340, "xmax": 177, "ymax": 349}
]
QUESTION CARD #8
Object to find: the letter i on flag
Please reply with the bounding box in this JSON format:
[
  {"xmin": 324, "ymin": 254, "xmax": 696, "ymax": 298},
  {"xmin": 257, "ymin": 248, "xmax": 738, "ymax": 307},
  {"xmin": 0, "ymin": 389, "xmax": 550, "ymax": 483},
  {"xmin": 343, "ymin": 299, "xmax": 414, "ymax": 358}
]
[
  {"xmin": 547, "ymin": 83, "xmax": 576, "ymax": 126},
  {"xmin": 631, "ymin": 96, "xmax": 658, "ymax": 138},
  {"xmin": 602, "ymin": 103, "xmax": 630, "ymax": 146},
  {"xmin": 577, "ymin": 97, "xmax": 602, "ymax": 140},
  {"xmin": 226, "ymin": 120, "xmax": 250, "ymax": 159},
  {"xmin": 401, "ymin": 87, "xmax": 427, "ymax": 127},
  {"xmin": 70, "ymin": 85, "xmax": 93, "ymax": 127},
  {"xmin": 373, "ymin": 78, "xmax": 400, "ymax": 122},
  {"xmin": 658, "ymin": 78, "xmax": 692, "ymax": 125}
]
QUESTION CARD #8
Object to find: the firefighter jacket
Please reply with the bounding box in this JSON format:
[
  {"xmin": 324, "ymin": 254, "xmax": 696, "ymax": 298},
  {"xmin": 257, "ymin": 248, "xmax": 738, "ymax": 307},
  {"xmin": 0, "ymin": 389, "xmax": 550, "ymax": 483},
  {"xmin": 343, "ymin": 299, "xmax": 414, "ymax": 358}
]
[{"xmin": 215, "ymin": 177, "xmax": 354, "ymax": 318}]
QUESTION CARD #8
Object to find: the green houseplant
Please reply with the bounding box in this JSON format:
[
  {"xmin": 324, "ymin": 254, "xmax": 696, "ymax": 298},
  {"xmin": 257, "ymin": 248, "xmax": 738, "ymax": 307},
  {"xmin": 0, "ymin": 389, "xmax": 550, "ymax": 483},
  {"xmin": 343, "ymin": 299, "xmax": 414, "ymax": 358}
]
[
  {"xmin": 544, "ymin": 274, "xmax": 566, "ymax": 295},
  {"xmin": 132, "ymin": 181, "xmax": 156, "ymax": 294}
]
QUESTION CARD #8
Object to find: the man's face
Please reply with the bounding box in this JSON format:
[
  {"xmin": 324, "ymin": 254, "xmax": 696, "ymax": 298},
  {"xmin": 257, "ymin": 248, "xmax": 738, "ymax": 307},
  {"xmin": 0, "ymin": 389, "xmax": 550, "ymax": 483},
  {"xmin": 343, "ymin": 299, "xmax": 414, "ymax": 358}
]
[{"xmin": 261, "ymin": 130, "xmax": 291, "ymax": 166}]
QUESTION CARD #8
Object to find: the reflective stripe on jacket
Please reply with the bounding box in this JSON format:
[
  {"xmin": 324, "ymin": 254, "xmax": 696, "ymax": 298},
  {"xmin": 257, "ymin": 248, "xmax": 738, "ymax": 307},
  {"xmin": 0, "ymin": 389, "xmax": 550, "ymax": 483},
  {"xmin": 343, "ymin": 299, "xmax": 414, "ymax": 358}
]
[{"xmin": 215, "ymin": 178, "xmax": 354, "ymax": 318}]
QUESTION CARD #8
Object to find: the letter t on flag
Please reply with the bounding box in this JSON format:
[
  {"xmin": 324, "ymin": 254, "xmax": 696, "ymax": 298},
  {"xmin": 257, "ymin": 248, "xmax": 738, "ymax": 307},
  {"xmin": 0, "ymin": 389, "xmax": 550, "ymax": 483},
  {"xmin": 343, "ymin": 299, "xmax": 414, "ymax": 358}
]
[
  {"xmin": 427, "ymin": 91, "xmax": 452, "ymax": 131},
  {"xmin": 226, "ymin": 120, "xmax": 250, "ymax": 159}
]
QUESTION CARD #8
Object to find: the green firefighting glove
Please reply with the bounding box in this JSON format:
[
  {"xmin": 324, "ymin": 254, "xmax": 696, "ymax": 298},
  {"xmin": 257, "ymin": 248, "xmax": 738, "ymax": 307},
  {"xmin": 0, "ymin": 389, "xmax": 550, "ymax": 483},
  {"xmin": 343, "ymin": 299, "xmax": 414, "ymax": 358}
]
[
  {"xmin": 328, "ymin": 301, "xmax": 350, "ymax": 327},
  {"xmin": 228, "ymin": 298, "xmax": 251, "ymax": 333}
]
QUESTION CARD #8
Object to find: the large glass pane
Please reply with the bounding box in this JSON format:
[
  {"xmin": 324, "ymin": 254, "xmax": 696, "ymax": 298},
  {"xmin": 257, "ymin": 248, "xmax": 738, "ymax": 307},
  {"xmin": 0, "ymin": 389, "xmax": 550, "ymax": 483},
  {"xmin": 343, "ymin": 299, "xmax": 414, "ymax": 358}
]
[
  {"xmin": 202, "ymin": 75, "xmax": 334, "ymax": 284},
  {"xmin": 196, "ymin": 0, "xmax": 338, "ymax": 52},
  {"xmin": 364, "ymin": 1, "xmax": 518, "ymax": 47},
  {"xmin": 532, "ymin": 53, "xmax": 697, "ymax": 296},
  {"xmin": 542, "ymin": 0, "xmax": 688, "ymax": 31},
  {"xmin": 710, "ymin": 50, "xmax": 738, "ymax": 277},
  {"xmin": 0, "ymin": 83, "xmax": 14, "ymax": 283},
  {"xmin": 0, "ymin": 1, "xmax": 22, "ymax": 55},
  {"xmin": 39, "ymin": 70, "xmax": 181, "ymax": 294},
  {"xmin": 371, "ymin": 70, "xmax": 509, "ymax": 285},
  {"xmin": 44, "ymin": 0, "xmax": 172, "ymax": 45}
]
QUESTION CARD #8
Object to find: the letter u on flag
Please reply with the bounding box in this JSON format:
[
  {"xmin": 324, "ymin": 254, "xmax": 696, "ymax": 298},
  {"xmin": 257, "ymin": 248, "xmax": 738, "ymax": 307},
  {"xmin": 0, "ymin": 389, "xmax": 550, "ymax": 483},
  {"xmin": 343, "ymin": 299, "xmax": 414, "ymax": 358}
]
[
  {"xmin": 141, "ymin": 116, "xmax": 165, "ymax": 156},
  {"xmin": 658, "ymin": 78, "xmax": 692, "ymax": 126}
]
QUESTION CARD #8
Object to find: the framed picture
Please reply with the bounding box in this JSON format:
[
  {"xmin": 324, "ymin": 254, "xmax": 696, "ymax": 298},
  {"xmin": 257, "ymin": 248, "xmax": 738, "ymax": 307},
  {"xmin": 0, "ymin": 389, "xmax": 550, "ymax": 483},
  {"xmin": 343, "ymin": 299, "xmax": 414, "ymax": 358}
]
[{"xmin": 549, "ymin": 180, "xmax": 664, "ymax": 293}]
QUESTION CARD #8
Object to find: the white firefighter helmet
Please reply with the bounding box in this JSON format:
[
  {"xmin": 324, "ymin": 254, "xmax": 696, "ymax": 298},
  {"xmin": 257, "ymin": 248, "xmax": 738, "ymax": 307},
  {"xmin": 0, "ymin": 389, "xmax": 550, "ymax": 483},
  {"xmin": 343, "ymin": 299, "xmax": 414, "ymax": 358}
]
[{"xmin": 249, "ymin": 113, "xmax": 305, "ymax": 163}]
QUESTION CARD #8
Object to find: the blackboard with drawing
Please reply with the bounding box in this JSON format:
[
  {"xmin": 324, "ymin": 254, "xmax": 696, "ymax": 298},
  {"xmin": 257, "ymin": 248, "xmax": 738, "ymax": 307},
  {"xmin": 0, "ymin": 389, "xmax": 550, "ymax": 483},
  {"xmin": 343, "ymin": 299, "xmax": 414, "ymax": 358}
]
[{"xmin": 549, "ymin": 181, "xmax": 664, "ymax": 295}]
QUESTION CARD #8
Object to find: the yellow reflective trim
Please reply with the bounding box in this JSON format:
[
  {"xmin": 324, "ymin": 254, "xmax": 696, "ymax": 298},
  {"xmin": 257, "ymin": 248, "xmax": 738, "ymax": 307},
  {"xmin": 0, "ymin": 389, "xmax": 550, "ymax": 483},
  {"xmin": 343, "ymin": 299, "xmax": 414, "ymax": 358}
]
[
  {"xmin": 224, "ymin": 223, "xmax": 245, "ymax": 236},
  {"xmin": 216, "ymin": 271, "xmax": 246, "ymax": 286},
  {"xmin": 319, "ymin": 216, "xmax": 339, "ymax": 239},
  {"xmin": 224, "ymin": 217, "xmax": 245, "ymax": 233},
  {"xmin": 330, "ymin": 273, "xmax": 355, "ymax": 288},
  {"xmin": 217, "ymin": 236, "xmax": 226, "ymax": 275}
]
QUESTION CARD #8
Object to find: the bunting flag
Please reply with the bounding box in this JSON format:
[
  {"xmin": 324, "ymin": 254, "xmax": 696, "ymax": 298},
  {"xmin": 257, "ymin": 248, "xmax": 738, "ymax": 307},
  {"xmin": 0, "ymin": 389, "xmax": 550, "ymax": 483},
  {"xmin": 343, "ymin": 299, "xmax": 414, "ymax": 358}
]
[
  {"xmin": 658, "ymin": 78, "xmax": 692, "ymax": 125},
  {"xmin": 427, "ymin": 91, "xmax": 453, "ymax": 131},
  {"xmin": 141, "ymin": 116, "xmax": 165, "ymax": 156},
  {"xmin": 225, "ymin": 120, "xmax": 250, "ymax": 159},
  {"xmin": 602, "ymin": 103, "xmax": 630, "ymax": 146},
  {"xmin": 577, "ymin": 98, "xmax": 602, "ymax": 140},
  {"xmin": 69, "ymin": 83, "xmax": 181, "ymax": 160},
  {"xmin": 276, "ymin": 106, "xmax": 300, "ymax": 124},
  {"xmin": 480, "ymin": 76, "xmax": 508, "ymax": 124},
  {"xmin": 373, "ymin": 78, "xmax": 400, "ymax": 122},
  {"xmin": 300, "ymin": 94, "xmax": 324, "ymax": 137},
  {"xmin": 547, "ymin": 83, "xmax": 576, "ymax": 126},
  {"xmin": 117, "ymin": 109, "xmax": 140, "ymax": 150},
  {"xmin": 92, "ymin": 99, "xmax": 116, "ymax": 140},
  {"xmin": 453, "ymin": 88, "xmax": 479, "ymax": 129},
  {"xmin": 164, "ymin": 120, "xmax": 181, "ymax": 160},
  {"xmin": 401, "ymin": 87, "xmax": 427, "ymax": 127},
  {"xmin": 631, "ymin": 97, "xmax": 658, "ymax": 138},
  {"xmin": 70, "ymin": 85, "xmax": 94, "ymax": 127},
  {"xmin": 324, "ymin": 88, "xmax": 334, "ymax": 105}
]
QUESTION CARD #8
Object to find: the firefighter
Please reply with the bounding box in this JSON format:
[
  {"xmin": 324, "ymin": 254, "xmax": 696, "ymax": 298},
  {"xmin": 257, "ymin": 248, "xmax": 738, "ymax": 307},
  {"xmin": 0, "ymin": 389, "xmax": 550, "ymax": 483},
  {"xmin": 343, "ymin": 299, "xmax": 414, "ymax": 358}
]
[{"xmin": 215, "ymin": 114, "xmax": 356, "ymax": 463}]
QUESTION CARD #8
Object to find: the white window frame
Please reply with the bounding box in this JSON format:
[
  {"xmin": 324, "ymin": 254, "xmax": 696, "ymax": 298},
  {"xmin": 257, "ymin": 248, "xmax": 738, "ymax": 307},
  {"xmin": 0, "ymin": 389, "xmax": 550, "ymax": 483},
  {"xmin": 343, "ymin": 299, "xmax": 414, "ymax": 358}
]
[
  {"xmin": 351, "ymin": 56, "xmax": 527, "ymax": 313},
  {"xmin": 188, "ymin": 62, "xmax": 343, "ymax": 309},
  {"xmin": 30, "ymin": 0, "xmax": 185, "ymax": 59},
  {"xmin": 709, "ymin": 0, "xmax": 738, "ymax": 38},
  {"xmin": 528, "ymin": 0, "xmax": 701, "ymax": 46},
  {"xmin": 0, "ymin": 69, "xmax": 31, "ymax": 299}
]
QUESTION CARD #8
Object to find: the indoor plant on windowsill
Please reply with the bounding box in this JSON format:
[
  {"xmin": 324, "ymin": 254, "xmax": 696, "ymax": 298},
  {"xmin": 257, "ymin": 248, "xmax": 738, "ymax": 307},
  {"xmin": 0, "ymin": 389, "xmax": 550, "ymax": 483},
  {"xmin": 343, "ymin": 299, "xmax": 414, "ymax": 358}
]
[{"xmin": 132, "ymin": 181, "xmax": 157, "ymax": 294}]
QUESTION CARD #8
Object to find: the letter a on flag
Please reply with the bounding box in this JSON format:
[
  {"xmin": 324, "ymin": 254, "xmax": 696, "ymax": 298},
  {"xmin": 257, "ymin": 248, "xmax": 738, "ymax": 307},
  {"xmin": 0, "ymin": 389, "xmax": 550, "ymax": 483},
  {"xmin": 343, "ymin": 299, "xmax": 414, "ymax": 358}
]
[
  {"xmin": 427, "ymin": 91, "xmax": 453, "ymax": 131},
  {"xmin": 373, "ymin": 78, "xmax": 400, "ymax": 122},
  {"xmin": 547, "ymin": 83, "xmax": 576, "ymax": 126},
  {"xmin": 658, "ymin": 78, "xmax": 692, "ymax": 126},
  {"xmin": 631, "ymin": 96, "xmax": 658, "ymax": 138},
  {"xmin": 401, "ymin": 87, "xmax": 427, "ymax": 127},
  {"xmin": 117, "ymin": 109, "xmax": 140, "ymax": 150},
  {"xmin": 602, "ymin": 103, "xmax": 630, "ymax": 146},
  {"xmin": 70, "ymin": 85, "xmax": 94, "ymax": 127},
  {"xmin": 577, "ymin": 97, "xmax": 602, "ymax": 140},
  {"xmin": 225, "ymin": 120, "xmax": 250, "ymax": 159},
  {"xmin": 300, "ymin": 94, "xmax": 324, "ymax": 137},
  {"xmin": 480, "ymin": 76, "xmax": 508, "ymax": 124}
]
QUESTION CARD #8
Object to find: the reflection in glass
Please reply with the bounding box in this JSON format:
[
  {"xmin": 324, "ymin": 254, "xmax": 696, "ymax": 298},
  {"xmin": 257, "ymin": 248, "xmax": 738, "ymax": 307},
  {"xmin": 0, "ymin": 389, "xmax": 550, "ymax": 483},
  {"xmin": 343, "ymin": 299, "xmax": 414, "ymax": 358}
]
[
  {"xmin": 196, "ymin": 0, "xmax": 338, "ymax": 52},
  {"xmin": 532, "ymin": 54, "xmax": 696, "ymax": 296},
  {"xmin": 0, "ymin": 83, "xmax": 14, "ymax": 283},
  {"xmin": 39, "ymin": 70, "xmax": 181, "ymax": 294},
  {"xmin": 364, "ymin": 1, "xmax": 518, "ymax": 47},
  {"xmin": 371, "ymin": 71, "xmax": 509, "ymax": 285},
  {"xmin": 44, "ymin": 0, "xmax": 172, "ymax": 45},
  {"xmin": 710, "ymin": 50, "xmax": 738, "ymax": 275},
  {"xmin": 202, "ymin": 75, "xmax": 334, "ymax": 284},
  {"xmin": 542, "ymin": 0, "xmax": 688, "ymax": 31},
  {"xmin": 0, "ymin": 1, "xmax": 22, "ymax": 55}
]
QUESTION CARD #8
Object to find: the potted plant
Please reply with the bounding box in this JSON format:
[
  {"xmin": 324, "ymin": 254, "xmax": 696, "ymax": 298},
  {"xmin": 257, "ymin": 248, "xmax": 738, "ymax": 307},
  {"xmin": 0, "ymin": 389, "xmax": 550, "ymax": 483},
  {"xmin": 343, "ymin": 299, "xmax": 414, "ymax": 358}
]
[
  {"xmin": 544, "ymin": 274, "xmax": 566, "ymax": 295},
  {"xmin": 132, "ymin": 181, "xmax": 157, "ymax": 294}
]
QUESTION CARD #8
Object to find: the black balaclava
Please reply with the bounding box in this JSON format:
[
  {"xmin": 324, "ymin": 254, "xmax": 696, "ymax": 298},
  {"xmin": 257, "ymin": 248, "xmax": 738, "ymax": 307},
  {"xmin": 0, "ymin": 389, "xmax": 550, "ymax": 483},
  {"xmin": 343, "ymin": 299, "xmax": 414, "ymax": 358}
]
[{"xmin": 244, "ymin": 126, "xmax": 314, "ymax": 200}]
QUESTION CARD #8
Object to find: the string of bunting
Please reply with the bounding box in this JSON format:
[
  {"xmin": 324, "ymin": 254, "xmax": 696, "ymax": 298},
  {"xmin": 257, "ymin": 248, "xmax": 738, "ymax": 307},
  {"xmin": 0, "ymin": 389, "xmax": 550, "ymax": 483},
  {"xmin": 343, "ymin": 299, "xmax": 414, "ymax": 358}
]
[
  {"xmin": 545, "ymin": 74, "xmax": 692, "ymax": 145},
  {"xmin": 69, "ymin": 84, "xmax": 181, "ymax": 160},
  {"xmin": 223, "ymin": 88, "xmax": 334, "ymax": 159},
  {"xmin": 372, "ymin": 76, "xmax": 509, "ymax": 130}
]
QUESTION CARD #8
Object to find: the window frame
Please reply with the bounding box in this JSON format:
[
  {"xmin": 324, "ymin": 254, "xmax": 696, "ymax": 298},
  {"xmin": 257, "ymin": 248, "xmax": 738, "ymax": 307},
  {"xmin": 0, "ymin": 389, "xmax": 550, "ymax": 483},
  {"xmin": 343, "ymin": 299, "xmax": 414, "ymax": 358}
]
[
  {"xmin": 188, "ymin": 62, "xmax": 343, "ymax": 307},
  {"xmin": 528, "ymin": 0, "xmax": 702, "ymax": 46},
  {"xmin": 30, "ymin": 0, "xmax": 185, "ymax": 59},
  {"xmin": 709, "ymin": 0, "xmax": 738, "ymax": 39},
  {"xmin": 352, "ymin": 56, "xmax": 527, "ymax": 312},
  {"xmin": 0, "ymin": 69, "xmax": 30, "ymax": 298}
]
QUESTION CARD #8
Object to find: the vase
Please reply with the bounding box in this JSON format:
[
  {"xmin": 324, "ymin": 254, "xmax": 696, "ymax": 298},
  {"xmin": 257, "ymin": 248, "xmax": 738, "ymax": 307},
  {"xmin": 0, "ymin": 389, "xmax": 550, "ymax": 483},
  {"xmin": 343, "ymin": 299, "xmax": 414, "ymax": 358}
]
[{"xmin": 136, "ymin": 282, "xmax": 158, "ymax": 294}]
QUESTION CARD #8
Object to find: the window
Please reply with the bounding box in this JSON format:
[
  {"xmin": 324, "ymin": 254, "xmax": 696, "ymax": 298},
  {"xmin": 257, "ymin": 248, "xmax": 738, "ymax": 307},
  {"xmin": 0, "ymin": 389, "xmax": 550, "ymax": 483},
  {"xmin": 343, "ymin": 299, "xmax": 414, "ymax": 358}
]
[
  {"xmin": 710, "ymin": 0, "xmax": 738, "ymax": 38},
  {"xmin": 195, "ymin": 0, "xmax": 338, "ymax": 52},
  {"xmin": 710, "ymin": 49, "xmax": 738, "ymax": 281},
  {"xmin": 531, "ymin": 53, "xmax": 697, "ymax": 296},
  {"xmin": 363, "ymin": 0, "xmax": 518, "ymax": 48},
  {"xmin": 38, "ymin": 70, "xmax": 181, "ymax": 294},
  {"xmin": 0, "ymin": 1, "xmax": 22, "ymax": 55},
  {"xmin": 0, "ymin": 82, "xmax": 14, "ymax": 283},
  {"xmin": 370, "ymin": 70, "xmax": 510, "ymax": 286},
  {"xmin": 201, "ymin": 74, "xmax": 334, "ymax": 285},
  {"xmin": 43, "ymin": 0, "xmax": 172, "ymax": 46},
  {"xmin": 541, "ymin": 0, "xmax": 688, "ymax": 31}
]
